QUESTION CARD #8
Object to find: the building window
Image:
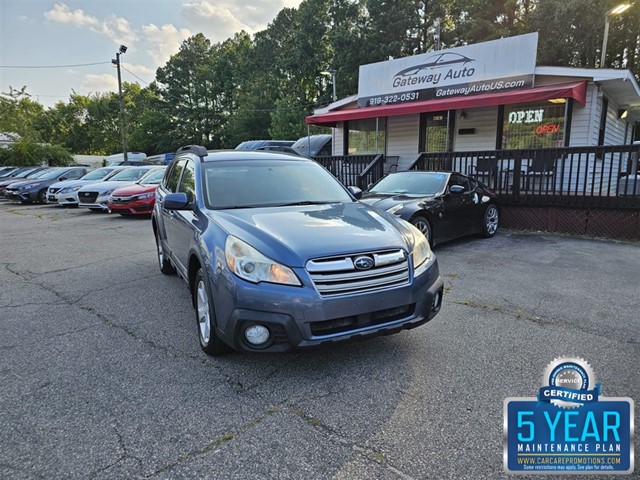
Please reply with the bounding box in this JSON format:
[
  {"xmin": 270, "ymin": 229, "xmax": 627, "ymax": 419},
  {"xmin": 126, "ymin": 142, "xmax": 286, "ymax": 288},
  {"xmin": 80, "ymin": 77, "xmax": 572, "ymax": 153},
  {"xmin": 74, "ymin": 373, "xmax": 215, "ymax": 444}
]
[
  {"xmin": 347, "ymin": 118, "xmax": 386, "ymax": 154},
  {"xmin": 502, "ymin": 101, "xmax": 566, "ymax": 149}
]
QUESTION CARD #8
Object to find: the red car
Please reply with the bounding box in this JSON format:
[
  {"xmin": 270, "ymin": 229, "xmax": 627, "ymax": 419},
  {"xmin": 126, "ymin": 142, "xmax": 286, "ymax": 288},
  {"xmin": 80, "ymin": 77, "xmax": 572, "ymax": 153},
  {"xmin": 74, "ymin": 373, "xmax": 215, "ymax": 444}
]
[{"xmin": 107, "ymin": 167, "xmax": 166, "ymax": 215}]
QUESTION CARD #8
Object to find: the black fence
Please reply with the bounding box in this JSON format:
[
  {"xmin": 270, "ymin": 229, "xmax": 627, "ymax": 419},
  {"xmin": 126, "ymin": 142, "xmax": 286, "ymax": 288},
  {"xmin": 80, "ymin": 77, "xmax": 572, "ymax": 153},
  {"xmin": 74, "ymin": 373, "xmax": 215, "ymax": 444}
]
[
  {"xmin": 314, "ymin": 154, "xmax": 385, "ymax": 190},
  {"xmin": 408, "ymin": 145, "xmax": 640, "ymax": 209}
]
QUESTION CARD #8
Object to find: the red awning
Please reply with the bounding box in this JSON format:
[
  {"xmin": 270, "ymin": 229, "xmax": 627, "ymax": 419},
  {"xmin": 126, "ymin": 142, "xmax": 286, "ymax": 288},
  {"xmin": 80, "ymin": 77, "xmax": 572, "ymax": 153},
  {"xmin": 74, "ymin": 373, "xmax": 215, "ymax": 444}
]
[{"xmin": 306, "ymin": 81, "xmax": 587, "ymax": 126}]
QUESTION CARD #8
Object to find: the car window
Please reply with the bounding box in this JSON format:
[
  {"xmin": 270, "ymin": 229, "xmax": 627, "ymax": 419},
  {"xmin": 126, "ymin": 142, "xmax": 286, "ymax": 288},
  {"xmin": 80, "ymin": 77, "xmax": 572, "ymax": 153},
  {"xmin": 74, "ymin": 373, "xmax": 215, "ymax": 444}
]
[
  {"xmin": 109, "ymin": 167, "xmax": 153, "ymax": 181},
  {"xmin": 164, "ymin": 159, "xmax": 186, "ymax": 193},
  {"xmin": 448, "ymin": 174, "xmax": 470, "ymax": 192},
  {"xmin": 177, "ymin": 160, "xmax": 196, "ymax": 202},
  {"xmin": 64, "ymin": 169, "xmax": 85, "ymax": 180}
]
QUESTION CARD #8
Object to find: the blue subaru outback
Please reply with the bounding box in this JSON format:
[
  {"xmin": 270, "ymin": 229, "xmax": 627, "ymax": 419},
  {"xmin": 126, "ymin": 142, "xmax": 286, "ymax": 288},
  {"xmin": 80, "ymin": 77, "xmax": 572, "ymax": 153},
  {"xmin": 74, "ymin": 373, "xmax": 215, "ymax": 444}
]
[{"xmin": 152, "ymin": 146, "xmax": 444, "ymax": 355}]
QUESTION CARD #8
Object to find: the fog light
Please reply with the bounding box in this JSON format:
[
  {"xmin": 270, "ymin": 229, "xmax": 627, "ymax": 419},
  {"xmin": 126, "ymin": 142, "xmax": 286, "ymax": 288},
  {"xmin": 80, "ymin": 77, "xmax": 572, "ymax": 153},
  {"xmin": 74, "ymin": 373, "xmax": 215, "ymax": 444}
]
[{"xmin": 244, "ymin": 325, "xmax": 270, "ymax": 345}]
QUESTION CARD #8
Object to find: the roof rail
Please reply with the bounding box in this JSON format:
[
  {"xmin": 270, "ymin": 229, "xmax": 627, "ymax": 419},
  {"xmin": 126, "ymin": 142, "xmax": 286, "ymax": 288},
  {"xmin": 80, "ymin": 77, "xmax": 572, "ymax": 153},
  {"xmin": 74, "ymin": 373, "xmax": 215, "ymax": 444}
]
[{"xmin": 176, "ymin": 145, "xmax": 208, "ymax": 161}]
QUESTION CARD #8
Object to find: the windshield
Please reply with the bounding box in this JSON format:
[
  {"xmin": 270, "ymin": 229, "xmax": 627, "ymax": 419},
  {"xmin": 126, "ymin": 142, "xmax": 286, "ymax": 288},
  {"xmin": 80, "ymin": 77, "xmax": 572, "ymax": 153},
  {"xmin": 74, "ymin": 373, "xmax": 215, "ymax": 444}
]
[
  {"xmin": 109, "ymin": 167, "xmax": 153, "ymax": 181},
  {"xmin": 139, "ymin": 169, "xmax": 165, "ymax": 185},
  {"xmin": 204, "ymin": 160, "xmax": 352, "ymax": 209},
  {"xmin": 369, "ymin": 172, "xmax": 448, "ymax": 195},
  {"xmin": 81, "ymin": 168, "xmax": 113, "ymax": 181}
]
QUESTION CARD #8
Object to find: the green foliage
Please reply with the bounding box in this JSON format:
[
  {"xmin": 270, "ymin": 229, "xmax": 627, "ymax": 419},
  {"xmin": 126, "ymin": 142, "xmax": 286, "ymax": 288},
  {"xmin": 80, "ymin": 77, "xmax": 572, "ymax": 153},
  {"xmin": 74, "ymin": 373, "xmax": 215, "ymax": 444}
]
[{"xmin": 1, "ymin": 138, "xmax": 74, "ymax": 166}]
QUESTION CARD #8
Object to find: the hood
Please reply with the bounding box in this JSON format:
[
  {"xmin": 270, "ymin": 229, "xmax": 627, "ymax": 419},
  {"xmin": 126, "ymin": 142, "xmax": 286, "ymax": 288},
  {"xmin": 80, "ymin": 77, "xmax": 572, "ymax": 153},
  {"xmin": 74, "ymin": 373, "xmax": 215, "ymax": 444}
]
[
  {"xmin": 360, "ymin": 193, "xmax": 437, "ymax": 211},
  {"xmin": 78, "ymin": 180, "xmax": 136, "ymax": 193},
  {"xmin": 111, "ymin": 183, "xmax": 157, "ymax": 196},
  {"xmin": 207, "ymin": 202, "xmax": 414, "ymax": 267},
  {"xmin": 50, "ymin": 179, "xmax": 90, "ymax": 190},
  {"xmin": 5, "ymin": 179, "xmax": 44, "ymax": 189}
]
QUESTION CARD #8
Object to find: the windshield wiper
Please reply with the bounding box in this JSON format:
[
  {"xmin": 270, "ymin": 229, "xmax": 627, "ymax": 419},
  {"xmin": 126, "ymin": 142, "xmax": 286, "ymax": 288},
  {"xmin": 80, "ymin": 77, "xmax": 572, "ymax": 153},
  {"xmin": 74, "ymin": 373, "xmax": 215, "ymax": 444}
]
[{"xmin": 276, "ymin": 200, "xmax": 336, "ymax": 207}]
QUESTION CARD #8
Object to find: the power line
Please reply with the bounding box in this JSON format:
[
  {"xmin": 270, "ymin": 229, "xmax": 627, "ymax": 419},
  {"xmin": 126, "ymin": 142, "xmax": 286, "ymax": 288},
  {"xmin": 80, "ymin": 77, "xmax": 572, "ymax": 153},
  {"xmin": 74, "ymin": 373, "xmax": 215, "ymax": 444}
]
[
  {"xmin": 121, "ymin": 66, "xmax": 151, "ymax": 86},
  {"xmin": 0, "ymin": 61, "xmax": 111, "ymax": 69}
]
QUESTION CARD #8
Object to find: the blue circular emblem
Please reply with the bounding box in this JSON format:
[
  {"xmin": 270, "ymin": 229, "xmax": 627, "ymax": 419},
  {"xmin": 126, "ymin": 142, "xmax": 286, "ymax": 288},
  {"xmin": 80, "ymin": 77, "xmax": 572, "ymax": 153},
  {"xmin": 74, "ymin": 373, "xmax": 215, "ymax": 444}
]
[{"xmin": 353, "ymin": 256, "xmax": 374, "ymax": 270}]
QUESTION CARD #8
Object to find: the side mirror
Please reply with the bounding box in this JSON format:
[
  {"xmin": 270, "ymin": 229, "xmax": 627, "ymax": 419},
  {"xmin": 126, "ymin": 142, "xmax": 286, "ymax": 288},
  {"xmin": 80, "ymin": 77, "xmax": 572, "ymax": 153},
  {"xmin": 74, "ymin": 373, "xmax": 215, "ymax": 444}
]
[
  {"xmin": 449, "ymin": 185, "xmax": 465, "ymax": 194},
  {"xmin": 347, "ymin": 186, "xmax": 362, "ymax": 199},
  {"xmin": 163, "ymin": 192, "xmax": 191, "ymax": 210},
  {"xmin": 59, "ymin": 177, "xmax": 67, "ymax": 181}
]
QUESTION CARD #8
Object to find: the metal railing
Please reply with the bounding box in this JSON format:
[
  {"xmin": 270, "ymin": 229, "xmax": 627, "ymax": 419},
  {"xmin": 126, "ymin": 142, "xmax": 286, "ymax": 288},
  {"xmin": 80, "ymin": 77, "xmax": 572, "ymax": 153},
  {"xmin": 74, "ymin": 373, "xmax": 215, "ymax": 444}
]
[
  {"xmin": 408, "ymin": 145, "xmax": 640, "ymax": 209},
  {"xmin": 314, "ymin": 154, "xmax": 385, "ymax": 190}
]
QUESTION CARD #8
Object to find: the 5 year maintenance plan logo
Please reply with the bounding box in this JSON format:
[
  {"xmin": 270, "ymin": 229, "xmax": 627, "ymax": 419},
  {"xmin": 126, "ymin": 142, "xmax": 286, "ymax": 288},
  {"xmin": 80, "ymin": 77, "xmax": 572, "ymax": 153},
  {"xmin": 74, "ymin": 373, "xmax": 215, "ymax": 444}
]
[{"xmin": 503, "ymin": 357, "xmax": 634, "ymax": 474}]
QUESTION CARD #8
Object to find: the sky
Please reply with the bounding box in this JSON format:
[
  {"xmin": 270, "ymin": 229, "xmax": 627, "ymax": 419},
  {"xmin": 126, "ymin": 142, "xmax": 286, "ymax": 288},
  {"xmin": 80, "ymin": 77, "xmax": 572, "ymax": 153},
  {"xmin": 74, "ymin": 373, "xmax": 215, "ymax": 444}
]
[{"xmin": 0, "ymin": 0, "xmax": 302, "ymax": 108}]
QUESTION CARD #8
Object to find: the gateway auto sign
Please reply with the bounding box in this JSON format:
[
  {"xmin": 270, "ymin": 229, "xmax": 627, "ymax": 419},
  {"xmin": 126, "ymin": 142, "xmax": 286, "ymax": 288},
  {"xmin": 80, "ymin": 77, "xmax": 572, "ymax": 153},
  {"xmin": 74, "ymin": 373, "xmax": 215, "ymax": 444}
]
[{"xmin": 357, "ymin": 32, "xmax": 538, "ymax": 108}]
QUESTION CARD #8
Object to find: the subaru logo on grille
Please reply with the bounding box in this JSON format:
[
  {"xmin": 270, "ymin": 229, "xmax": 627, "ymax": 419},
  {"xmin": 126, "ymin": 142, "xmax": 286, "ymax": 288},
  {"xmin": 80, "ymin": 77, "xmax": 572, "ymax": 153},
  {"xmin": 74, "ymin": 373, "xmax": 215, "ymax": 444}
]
[{"xmin": 353, "ymin": 255, "xmax": 374, "ymax": 270}]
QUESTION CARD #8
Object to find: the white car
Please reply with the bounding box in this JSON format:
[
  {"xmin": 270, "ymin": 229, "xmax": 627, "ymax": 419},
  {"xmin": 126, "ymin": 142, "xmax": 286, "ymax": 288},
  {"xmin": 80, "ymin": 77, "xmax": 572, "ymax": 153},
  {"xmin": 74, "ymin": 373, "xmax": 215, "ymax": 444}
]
[
  {"xmin": 77, "ymin": 166, "xmax": 163, "ymax": 211},
  {"xmin": 47, "ymin": 166, "xmax": 128, "ymax": 206}
]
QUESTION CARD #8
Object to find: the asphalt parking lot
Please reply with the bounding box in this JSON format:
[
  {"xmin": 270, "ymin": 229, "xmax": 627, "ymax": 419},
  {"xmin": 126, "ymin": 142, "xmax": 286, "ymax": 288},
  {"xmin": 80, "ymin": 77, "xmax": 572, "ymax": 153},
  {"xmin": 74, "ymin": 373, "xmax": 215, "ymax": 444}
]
[{"xmin": 1, "ymin": 201, "xmax": 639, "ymax": 479}]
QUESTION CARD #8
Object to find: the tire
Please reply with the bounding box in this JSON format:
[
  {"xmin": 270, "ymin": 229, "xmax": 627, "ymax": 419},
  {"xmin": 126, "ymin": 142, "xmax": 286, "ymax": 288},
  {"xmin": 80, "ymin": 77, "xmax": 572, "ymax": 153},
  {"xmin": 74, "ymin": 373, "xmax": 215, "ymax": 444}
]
[
  {"xmin": 154, "ymin": 229, "xmax": 176, "ymax": 275},
  {"xmin": 37, "ymin": 189, "xmax": 47, "ymax": 204},
  {"xmin": 481, "ymin": 204, "xmax": 499, "ymax": 238},
  {"xmin": 410, "ymin": 215, "xmax": 433, "ymax": 246},
  {"xmin": 193, "ymin": 268, "xmax": 230, "ymax": 356}
]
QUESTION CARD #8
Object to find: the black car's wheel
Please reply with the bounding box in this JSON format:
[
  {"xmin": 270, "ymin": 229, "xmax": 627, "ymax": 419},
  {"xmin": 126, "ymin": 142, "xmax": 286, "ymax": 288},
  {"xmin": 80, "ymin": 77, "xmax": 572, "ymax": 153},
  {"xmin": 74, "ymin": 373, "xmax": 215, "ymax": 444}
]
[
  {"xmin": 155, "ymin": 230, "xmax": 176, "ymax": 275},
  {"xmin": 481, "ymin": 204, "xmax": 499, "ymax": 238},
  {"xmin": 411, "ymin": 215, "xmax": 433, "ymax": 245},
  {"xmin": 193, "ymin": 268, "xmax": 230, "ymax": 356},
  {"xmin": 37, "ymin": 189, "xmax": 47, "ymax": 204}
]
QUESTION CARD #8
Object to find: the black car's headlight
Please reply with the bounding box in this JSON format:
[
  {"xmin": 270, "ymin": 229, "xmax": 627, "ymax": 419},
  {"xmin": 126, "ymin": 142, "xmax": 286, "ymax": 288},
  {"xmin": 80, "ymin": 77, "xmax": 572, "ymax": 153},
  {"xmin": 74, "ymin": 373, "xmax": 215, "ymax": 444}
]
[
  {"xmin": 386, "ymin": 203, "xmax": 404, "ymax": 215},
  {"xmin": 224, "ymin": 235, "xmax": 301, "ymax": 286},
  {"xmin": 20, "ymin": 183, "xmax": 40, "ymax": 190},
  {"xmin": 406, "ymin": 223, "xmax": 431, "ymax": 270}
]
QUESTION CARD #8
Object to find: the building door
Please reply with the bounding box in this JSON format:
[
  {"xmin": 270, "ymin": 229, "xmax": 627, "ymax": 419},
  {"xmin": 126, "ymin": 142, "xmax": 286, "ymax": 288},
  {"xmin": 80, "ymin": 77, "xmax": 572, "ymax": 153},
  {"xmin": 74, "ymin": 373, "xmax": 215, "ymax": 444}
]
[{"xmin": 420, "ymin": 111, "xmax": 452, "ymax": 153}]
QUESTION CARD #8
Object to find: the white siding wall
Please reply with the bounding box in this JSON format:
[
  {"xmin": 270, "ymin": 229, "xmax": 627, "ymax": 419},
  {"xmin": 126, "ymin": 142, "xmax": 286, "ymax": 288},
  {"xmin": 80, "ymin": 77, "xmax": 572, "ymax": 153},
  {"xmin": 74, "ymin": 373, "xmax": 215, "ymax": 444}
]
[
  {"xmin": 386, "ymin": 115, "xmax": 420, "ymax": 170},
  {"xmin": 568, "ymin": 83, "xmax": 595, "ymax": 146},
  {"xmin": 452, "ymin": 106, "xmax": 499, "ymax": 151},
  {"xmin": 603, "ymin": 98, "xmax": 627, "ymax": 145}
]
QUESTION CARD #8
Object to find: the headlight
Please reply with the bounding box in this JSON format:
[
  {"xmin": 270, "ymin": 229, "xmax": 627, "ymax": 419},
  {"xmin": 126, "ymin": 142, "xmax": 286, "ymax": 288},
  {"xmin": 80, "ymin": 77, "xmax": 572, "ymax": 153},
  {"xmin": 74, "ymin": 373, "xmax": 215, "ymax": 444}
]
[
  {"xmin": 20, "ymin": 183, "xmax": 39, "ymax": 190},
  {"xmin": 406, "ymin": 222, "xmax": 431, "ymax": 269},
  {"xmin": 386, "ymin": 203, "xmax": 404, "ymax": 215},
  {"xmin": 225, "ymin": 235, "xmax": 301, "ymax": 286},
  {"xmin": 60, "ymin": 186, "xmax": 81, "ymax": 193},
  {"xmin": 102, "ymin": 189, "xmax": 115, "ymax": 196},
  {"xmin": 136, "ymin": 192, "xmax": 155, "ymax": 200}
]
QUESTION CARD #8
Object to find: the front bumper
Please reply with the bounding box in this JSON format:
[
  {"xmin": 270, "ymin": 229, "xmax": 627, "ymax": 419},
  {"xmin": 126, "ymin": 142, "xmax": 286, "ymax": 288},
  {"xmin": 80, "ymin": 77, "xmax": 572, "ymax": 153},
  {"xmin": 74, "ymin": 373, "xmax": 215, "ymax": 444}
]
[
  {"xmin": 58, "ymin": 191, "xmax": 80, "ymax": 206},
  {"xmin": 5, "ymin": 189, "xmax": 32, "ymax": 202},
  {"xmin": 107, "ymin": 197, "xmax": 155, "ymax": 215},
  {"xmin": 79, "ymin": 194, "xmax": 110, "ymax": 210},
  {"xmin": 211, "ymin": 255, "xmax": 444, "ymax": 353}
]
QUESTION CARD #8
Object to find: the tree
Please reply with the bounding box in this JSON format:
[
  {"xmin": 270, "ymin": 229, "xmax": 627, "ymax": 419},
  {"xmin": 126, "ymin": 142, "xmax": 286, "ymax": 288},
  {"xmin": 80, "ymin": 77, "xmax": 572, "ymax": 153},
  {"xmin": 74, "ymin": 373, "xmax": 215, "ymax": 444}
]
[
  {"xmin": 1, "ymin": 138, "xmax": 73, "ymax": 166},
  {"xmin": 0, "ymin": 86, "xmax": 47, "ymax": 141}
]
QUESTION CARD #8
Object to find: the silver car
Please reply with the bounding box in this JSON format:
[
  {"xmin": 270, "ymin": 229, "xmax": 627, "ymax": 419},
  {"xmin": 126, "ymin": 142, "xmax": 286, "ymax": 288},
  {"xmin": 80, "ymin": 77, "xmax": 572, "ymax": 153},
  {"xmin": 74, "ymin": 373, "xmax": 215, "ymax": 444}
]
[
  {"xmin": 77, "ymin": 166, "xmax": 163, "ymax": 211},
  {"xmin": 47, "ymin": 167, "xmax": 128, "ymax": 206}
]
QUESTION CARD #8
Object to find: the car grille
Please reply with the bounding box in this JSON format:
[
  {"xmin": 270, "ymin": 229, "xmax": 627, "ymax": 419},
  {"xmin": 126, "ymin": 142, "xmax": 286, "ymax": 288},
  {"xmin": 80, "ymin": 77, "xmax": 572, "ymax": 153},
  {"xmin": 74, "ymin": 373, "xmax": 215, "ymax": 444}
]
[
  {"xmin": 310, "ymin": 304, "xmax": 416, "ymax": 336},
  {"xmin": 79, "ymin": 191, "xmax": 99, "ymax": 203},
  {"xmin": 110, "ymin": 195, "xmax": 134, "ymax": 204},
  {"xmin": 306, "ymin": 249, "xmax": 409, "ymax": 297},
  {"xmin": 49, "ymin": 187, "xmax": 61, "ymax": 194}
]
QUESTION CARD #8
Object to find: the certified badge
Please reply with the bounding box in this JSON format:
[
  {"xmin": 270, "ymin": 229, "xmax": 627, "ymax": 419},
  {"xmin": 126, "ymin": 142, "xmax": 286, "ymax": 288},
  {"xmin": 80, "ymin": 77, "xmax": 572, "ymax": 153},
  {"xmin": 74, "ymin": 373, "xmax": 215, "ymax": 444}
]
[
  {"xmin": 504, "ymin": 357, "xmax": 634, "ymax": 475},
  {"xmin": 539, "ymin": 357, "xmax": 599, "ymax": 408}
]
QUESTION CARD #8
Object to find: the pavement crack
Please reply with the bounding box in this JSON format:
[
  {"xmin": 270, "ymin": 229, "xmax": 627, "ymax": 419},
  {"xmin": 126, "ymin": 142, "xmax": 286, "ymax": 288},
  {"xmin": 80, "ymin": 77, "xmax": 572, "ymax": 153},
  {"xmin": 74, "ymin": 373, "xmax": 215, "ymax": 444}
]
[
  {"xmin": 146, "ymin": 409, "xmax": 274, "ymax": 478},
  {"xmin": 286, "ymin": 406, "xmax": 418, "ymax": 480}
]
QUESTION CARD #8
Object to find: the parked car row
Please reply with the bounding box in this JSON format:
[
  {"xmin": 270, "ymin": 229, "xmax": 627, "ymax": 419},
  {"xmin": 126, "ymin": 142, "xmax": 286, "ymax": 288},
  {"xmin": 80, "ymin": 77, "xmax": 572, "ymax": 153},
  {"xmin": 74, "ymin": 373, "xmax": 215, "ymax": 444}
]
[{"xmin": 0, "ymin": 165, "xmax": 166, "ymax": 216}]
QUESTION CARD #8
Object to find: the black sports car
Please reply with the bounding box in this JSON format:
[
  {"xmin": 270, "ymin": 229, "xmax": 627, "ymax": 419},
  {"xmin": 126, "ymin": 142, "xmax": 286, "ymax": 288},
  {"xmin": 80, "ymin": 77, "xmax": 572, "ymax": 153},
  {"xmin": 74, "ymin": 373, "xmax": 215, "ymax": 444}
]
[{"xmin": 360, "ymin": 171, "xmax": 499, "ymax": 246}]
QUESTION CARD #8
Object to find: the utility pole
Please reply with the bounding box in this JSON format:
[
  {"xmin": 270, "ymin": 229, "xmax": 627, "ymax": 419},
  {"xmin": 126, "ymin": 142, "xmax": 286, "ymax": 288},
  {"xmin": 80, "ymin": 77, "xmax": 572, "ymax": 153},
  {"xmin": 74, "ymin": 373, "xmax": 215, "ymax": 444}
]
[{"xmin": 112, "ymin": 45, "xmax": 128, "ymax": 162}]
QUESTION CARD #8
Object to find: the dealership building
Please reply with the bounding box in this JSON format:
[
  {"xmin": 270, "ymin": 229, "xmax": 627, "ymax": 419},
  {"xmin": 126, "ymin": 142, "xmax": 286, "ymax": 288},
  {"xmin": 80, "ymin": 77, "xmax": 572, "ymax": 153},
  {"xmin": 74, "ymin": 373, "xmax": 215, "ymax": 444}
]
[{"xmin": 306, "ymin": 33, "xmax": 640, "ymax": 172}]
